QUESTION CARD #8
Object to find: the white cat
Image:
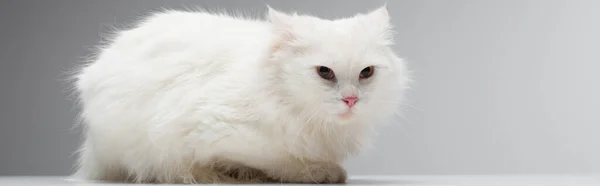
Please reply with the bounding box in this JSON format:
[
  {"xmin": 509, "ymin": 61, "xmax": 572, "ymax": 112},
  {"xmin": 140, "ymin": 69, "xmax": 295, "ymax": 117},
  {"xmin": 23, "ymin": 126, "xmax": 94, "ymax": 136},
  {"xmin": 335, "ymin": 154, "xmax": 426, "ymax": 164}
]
[{"xmin": 71, "ymin": 5, "xmax": 410, "ymax": 184}]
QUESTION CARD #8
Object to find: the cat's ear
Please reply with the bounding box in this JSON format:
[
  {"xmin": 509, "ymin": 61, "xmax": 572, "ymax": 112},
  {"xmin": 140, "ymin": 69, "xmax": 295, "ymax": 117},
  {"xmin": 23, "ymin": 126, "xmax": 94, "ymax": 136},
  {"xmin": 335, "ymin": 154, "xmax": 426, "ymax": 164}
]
[
  {"xmin": 266, "ymin": 6, "xmax": 304, "ymax": 52},
  {"xmin": 267, "ymin": 6, "xmax": 293, "ymax": 28},
  {"xmin": 267, "ymin": 6, "xmax": 297, "ymax": 42},
  {"xmin": 364, "ymin": 5, "xmax": 394, "ymax": 45},
  {"xmin": 365, "ymin": 5, "xmax": 390, "ymax": 28}
]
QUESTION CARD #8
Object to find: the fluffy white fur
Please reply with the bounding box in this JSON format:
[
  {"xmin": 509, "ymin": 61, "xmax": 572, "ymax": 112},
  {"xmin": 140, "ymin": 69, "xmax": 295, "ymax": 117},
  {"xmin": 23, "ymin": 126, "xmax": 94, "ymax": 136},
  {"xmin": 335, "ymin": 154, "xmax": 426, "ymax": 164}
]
[{"xmin": 72, "ymin": 5, "xmax": 410, "ymax": 184}]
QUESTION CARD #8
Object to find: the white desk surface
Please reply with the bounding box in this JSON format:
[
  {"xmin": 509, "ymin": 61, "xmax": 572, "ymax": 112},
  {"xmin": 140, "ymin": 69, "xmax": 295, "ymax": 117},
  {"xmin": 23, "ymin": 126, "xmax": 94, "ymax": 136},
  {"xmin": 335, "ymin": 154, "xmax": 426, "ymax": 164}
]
[{"xmin": 0, "ymin": 175, "xmax": 599, "ymax": 186}]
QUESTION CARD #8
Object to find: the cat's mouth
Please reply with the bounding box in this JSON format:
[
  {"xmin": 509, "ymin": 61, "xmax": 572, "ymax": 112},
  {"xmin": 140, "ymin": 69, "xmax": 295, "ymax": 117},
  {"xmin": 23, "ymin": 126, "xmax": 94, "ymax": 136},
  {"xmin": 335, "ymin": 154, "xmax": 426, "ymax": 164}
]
[{"xmin": 338, "ymin": 111, "xmax": 355, "ymax": 120}]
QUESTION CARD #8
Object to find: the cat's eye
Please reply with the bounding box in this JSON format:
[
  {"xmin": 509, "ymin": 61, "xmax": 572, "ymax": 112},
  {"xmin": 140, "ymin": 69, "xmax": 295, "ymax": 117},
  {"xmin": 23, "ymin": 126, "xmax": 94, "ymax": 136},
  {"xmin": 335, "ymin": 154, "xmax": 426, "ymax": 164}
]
[
  {"xmin": 359, "ymin": 66, "xmax": 375, "ymax": 79},
  {"xmin": 316, "ymin": 66, "xmax": 335, "ymax": 80}
]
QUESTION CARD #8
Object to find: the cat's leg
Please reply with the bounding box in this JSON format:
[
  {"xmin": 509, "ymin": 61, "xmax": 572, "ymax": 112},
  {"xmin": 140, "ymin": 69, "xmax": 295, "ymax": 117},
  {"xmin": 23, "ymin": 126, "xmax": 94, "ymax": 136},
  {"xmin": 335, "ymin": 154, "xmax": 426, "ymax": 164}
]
[
  {"xmin": 135, "ymin": 157, "xmax": 268, "ymax": 184},
  {"xmin": 265, "ymin": 159, "xmax": 347, "ymax": 184},
  {"xmin": 212, "ymin": 161, "xmax": 271, "ymax": 183},
  {"xmin": 221, "ymin": 152, "xmax": 347, "ymax": 184},
  {"xmin": 167, "ymin": 166, "xmax": 234, "ymax": 184},
  {"xmin": 211, "ymin": 130, "xmax": 347, "ymax": 183},
  {"xmin": 126, "ymin": 161, "xmax": 234, "ymax": 184},
  {"xmin": 161, "ymin": 164, "xmax": 269, "ymax": 184}
]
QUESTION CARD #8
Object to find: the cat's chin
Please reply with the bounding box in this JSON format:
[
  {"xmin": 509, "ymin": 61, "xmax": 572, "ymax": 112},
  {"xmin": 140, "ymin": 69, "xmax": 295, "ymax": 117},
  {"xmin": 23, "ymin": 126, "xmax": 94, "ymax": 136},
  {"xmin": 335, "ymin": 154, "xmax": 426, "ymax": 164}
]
[{"xmin": 337, "ymin": 111, "xmax": 355, "ymax": 121}]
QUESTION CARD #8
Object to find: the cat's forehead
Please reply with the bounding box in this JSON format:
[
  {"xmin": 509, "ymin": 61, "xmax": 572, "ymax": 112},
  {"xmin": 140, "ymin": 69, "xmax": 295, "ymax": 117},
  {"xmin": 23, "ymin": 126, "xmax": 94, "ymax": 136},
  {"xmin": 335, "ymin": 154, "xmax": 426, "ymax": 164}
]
[
  {"xmin": 303, "ymin": 47, "xmax": 389, "ymax": 71},
  {"xmin": 307, "ymin": 36, "xmax": 389, "ymax": 68},
  {"xmin": 293, "ymin": 17, "xmax": 392, "ymax": 68}
]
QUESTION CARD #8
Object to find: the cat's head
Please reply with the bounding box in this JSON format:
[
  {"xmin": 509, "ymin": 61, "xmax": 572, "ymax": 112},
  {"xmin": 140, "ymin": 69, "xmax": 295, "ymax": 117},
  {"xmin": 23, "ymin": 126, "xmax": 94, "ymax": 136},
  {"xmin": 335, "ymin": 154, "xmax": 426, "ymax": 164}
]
[{"xmin": 267, "ymin": 6, "xmax": 411, "ymax": 125}]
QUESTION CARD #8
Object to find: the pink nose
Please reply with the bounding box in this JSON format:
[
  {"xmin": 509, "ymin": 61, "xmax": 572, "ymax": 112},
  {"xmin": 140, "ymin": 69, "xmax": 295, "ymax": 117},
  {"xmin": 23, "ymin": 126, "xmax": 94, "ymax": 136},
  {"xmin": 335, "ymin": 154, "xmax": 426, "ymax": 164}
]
[{"xmin": 342, "ymin": 96, "xmax": 359, "ymax": 107}]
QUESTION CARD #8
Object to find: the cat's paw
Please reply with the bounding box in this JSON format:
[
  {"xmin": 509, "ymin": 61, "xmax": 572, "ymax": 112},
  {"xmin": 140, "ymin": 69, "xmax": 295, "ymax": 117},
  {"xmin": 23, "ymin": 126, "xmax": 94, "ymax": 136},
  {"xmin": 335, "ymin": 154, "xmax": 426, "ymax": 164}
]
[
  {"xmin": 284, "ymin": 163, "xmax": 347, "ymax": 184},
  {"xmin": 223, "ymin": 166, "xmax": 269, "ymax": 183}
]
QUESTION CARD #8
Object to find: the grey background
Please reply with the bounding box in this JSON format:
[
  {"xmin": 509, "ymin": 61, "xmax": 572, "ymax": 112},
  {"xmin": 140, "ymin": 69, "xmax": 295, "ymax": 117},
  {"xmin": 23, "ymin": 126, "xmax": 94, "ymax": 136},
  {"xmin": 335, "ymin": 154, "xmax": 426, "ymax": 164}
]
[{"xmin": 1, "ymin": 0, "xmax": 599, "ymax": 176}]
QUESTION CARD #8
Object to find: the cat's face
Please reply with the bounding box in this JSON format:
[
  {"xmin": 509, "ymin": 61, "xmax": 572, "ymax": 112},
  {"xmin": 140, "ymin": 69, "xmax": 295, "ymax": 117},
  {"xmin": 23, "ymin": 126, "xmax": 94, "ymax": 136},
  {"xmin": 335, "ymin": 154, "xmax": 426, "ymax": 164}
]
[{"xmin": 268, "ymin": 7, "xmax": 411, "ymax": 124}]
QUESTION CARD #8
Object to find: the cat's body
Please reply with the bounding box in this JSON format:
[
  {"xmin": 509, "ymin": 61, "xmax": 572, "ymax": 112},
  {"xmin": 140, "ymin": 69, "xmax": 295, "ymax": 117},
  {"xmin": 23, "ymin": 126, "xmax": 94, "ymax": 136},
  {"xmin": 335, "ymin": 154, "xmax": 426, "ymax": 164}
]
[{"xmin": 73, "ymin": 6, "xmax": 410, "ymax": 184}]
